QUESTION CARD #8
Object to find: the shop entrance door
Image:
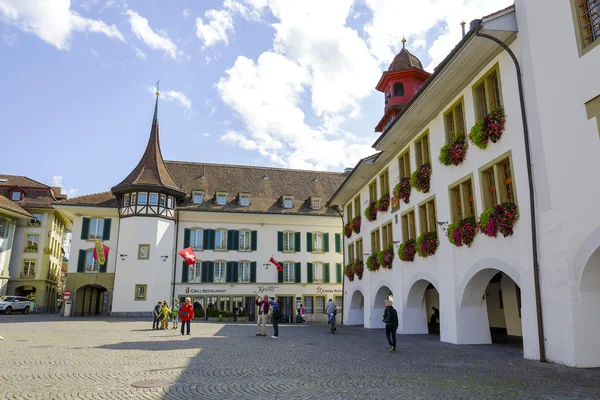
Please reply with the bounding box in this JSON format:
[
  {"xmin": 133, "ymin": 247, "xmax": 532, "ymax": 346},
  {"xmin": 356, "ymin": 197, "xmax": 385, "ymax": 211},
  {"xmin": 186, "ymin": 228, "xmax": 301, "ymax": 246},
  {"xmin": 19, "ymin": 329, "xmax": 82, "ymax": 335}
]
[
  {"xmin": 245, "ymin": 297, "xmax": 256, "ymax": 322},
  {"xmin": 279, "ymin": 296, "xmax": 294, "ymax": 323}
]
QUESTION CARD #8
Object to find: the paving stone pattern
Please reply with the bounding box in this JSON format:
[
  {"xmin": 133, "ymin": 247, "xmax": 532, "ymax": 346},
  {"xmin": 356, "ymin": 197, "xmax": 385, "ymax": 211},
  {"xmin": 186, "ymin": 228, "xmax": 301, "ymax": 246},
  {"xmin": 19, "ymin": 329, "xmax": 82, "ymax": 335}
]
[{"xmin": 1, "ymin": 315, "xmax": 600, "ymax": 399}]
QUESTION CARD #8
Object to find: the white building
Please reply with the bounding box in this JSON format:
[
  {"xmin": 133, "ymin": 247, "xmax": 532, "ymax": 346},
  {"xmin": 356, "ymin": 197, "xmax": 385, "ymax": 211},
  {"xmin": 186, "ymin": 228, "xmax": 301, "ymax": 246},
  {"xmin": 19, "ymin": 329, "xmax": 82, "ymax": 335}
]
[
  {"xmin": 54, "ymin": 94, "xmax": 345, "ymax": 323},
  {"xmin": 330, "ymin": 1, "xmax": 600, "ymax": 368}
]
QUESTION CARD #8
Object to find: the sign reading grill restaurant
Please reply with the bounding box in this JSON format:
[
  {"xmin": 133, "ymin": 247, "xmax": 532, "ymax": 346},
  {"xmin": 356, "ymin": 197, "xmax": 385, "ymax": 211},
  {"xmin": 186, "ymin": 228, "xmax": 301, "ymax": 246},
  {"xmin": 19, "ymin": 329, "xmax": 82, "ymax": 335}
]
[
  {"xmin": 185, "ymin": 287, "xmax": 227, "ymax": 294},
  {"xmin": 316, "ymin": 286, "xmax": 342, "ymax": 294}
]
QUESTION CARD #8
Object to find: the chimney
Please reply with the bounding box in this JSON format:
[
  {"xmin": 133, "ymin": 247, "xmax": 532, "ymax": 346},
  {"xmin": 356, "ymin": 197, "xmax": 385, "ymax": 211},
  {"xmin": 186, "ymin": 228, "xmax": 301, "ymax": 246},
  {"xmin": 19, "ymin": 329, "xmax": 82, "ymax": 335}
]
[{"xmin": 461, "ymin": 21, "xmax": 466, "ymax": 38}]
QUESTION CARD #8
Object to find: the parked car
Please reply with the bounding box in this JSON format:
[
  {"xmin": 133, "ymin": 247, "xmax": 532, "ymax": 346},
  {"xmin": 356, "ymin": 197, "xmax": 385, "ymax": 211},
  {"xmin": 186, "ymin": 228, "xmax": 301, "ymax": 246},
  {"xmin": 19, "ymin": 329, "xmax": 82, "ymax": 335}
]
[{"xmin": 0, "ymin": 296, "xmax": 31, "ymax": 314}]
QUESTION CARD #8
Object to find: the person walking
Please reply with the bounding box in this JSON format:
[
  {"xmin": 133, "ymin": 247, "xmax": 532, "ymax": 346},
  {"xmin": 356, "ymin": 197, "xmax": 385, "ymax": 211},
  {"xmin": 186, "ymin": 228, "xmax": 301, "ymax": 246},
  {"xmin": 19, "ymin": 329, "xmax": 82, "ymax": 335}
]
[
  {"xmin": 299, "ymin": 303, "xmax": 306, "ymax": 324},
  {"xmin": 153, "ymin": 301, "xmax": 163, "ymax": 330},
  {"xmin": 171, "ymin": 299, "xmax": 180, "ymax": 330},
  {"xmin": 255, "ymin": 295, "xmax": 270, "ymax": 337},
  {"xmin": 269, "ymin": 297, "xmax": 281, "ymax": 339},
  {"xmin": 383, "ymin": 300, "xmax": 399, "ymax": 352},
  {"xmin": 160, "ymin": 301, "xmax": 170, "ymax": 330},
  {"xmin": 179, "ymin": 297, "xmax": 194, "ymax": 335},
  {"xmin": 326, "ymin": 298, "xmax": 337, "ymax": 331}
]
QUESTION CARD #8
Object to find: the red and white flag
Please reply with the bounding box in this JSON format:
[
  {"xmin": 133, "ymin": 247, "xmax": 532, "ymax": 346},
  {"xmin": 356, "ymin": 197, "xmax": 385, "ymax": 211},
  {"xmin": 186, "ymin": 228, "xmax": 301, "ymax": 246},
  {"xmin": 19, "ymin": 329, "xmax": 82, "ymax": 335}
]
[
  {"xmin": 178, "ymin": 247, "xmax": 197, "ymax": 265},
  {"xmin": 269, "ymin": 257, "xmax": 283, "ymax": 272}
]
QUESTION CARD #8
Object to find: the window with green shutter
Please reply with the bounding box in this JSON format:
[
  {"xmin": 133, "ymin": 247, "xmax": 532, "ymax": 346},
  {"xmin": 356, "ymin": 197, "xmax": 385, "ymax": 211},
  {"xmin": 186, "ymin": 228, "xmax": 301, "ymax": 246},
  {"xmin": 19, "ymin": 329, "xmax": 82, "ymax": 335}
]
[
  {"xmin": 102, "ymin": 219, "xmax": 111, "ymax": 240},
  {"xmin": 183, "ymin": 228, "xmax": 191, "ymax": 248},
  {"xmin": 295, "ymin": 262, "xmax": 301, "ymax": 283},
  {"xmin": 324, "ymin": 263, "xmax": 330, "ymax": 283},
  {"xmin": 294, "ymin": 232, "xmax": 301, "ymax": 252},
  {"xmin": 77, "ymin": 249, "xmax": 86, "ymax": 272},
  {"xmin": 203, "ymin": 229, "xmax": 215, "ymax": 250},
  {"xmin": 226, "ymin": 261, "xmax": 236, "ymax": 282},
  {"xmin": 201, "ymin": 261, "xmax": 209, "ymax": 282},
  {"xmin": 80, "ymin": 218, "xmax": 90, "ymax": 240},
  {"xmin": 182, "ymin": 261, "xmax": 189, "ymax": 283},
  {"xmin": 323, "ymin": 233, "xmax": 329, "ymax": 253},
  {"xmin": 227, "ymin": 230, "xmax": 239, "ymax": 250},
  {"xmin": 335, "ymin": 233, "xmax": 341, "ymax": 253},
  {"xmin": 206, "ymin": 261, "xmax": 215, "ymax": 282},
  {"xmin": 307, "ymin": 262, "xmax": 313, "ymax": 283},
  {"xmin": 277, "ymin": 231, "xmax": 284, "ymax": 252},
  {"xmin": 336, "ymin": 263, "xmax": 342, "ymax": 283},
  {"xmin": 251, "ymin": 230, "xmax": 258, "ymax": 251},
  {"xmin": 306, "ymin": 232, "xmax": 313, "ymax": 252},
  {"xmin": 250, "ymin": 261, "xmax": 257, "ymax": 282}
]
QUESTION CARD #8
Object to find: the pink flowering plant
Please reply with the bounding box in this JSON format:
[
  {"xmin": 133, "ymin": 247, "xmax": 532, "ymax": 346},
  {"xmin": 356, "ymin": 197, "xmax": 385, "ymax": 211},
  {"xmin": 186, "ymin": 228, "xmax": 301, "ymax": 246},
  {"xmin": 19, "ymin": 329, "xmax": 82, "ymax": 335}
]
[
  {"xmin": 344, "ymin": 263, "xmax": 355, "ymax": 282},
  {"xmin": 364, "ymin": 201, "xmax": 378, "ymax": 222},
  {"xmin": 344, "ymin": 223, "xmax": 353, "ymax": 238},
  {"xmin": 416, "ymin": 231, "xmax": 439, "ymax": 257},
  {"xmin": 352, "ymin": 216, "xmax": 362, "ymax": 234},
  {"xmin": 377, "ymin": 194, "xmax": 390, "ymax": 212},
  {"xmin": 447, "ymin": 216, "xmax": 478, "ymax": 247},
  {"xmin": 366, "ymin": 254, "xmax": 380, "ymax": 272},
  {"xmin": 398, "ymin": 240, "xmax": 417, "ymax": 262},
  {"xmin": 479, "ymin": 202, "xmax": 518, "ymax": 238},
  {"xmin": 439, "ymin": 135, "xmax": 468, "ymax": 166},
  {"xmin": 393, "ymin": 177, "xmax": 412, "ymax": 204},
  {"xmin": 479, "ymin": 208, "xmax": 497, "ymax": 237},
  {"xmin": 469, "ymin": 107, "xmax": 506, "ymax": 149},
  {"xmin": 410, "ymin": 163, "xmax": 432, "ymax": 193},
  {"xmin": 377, "ymin": 247, "xmax": 394, "ymax": 269},
  {"xmin": 353, "ymin": 260, "xmax": 364, "ymax": 280}
]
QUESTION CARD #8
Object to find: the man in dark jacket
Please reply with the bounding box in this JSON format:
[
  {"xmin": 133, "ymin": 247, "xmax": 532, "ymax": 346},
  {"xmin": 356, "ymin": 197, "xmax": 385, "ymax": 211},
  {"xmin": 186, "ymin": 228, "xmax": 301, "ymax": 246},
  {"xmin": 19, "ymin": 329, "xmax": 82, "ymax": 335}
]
[{"xmin": 383, "ymin": 300, "xmax": 399, "ymax": 352}]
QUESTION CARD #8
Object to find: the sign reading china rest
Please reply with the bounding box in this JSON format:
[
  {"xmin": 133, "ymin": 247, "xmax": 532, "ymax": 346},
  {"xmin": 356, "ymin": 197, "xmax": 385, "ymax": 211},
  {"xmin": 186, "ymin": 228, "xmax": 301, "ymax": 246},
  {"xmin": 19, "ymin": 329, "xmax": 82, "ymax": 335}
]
[{"xmin": 182, "ymin": 286, "xmax": 342, "ymax": 295}]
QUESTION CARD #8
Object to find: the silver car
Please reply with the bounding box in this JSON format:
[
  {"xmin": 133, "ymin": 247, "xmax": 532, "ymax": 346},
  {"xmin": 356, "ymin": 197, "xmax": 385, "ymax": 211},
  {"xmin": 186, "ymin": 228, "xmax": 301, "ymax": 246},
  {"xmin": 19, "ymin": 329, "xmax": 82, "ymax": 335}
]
[{"xmin": 0, "ymin": 296, "xmax": 31, "ymax": 314}]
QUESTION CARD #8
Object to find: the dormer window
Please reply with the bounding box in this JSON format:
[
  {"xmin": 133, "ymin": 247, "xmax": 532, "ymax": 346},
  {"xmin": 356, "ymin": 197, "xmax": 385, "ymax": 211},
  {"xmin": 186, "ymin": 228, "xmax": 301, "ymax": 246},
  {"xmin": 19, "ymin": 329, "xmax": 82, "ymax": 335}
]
[
  {"xmin": 283, "ymin": 196, "xmax": 293, "ymax": 209},
  {"xmin": 311, "ymin": 197, "xmax": 322, "ymax": 210},
  {"xmin": 216, "ymin": 192, "xmax": 228, "ymax": 205},
  {"xmin": 11, "ymin": 191, "xmax": 21, "ymax": 201},
  {"xmin": 192, "ymin": 192, "xmax": 204, "ymax": 204},
  {"xmin": 239, "ymin": 193, "xmax": 250, "ymax": 206}
]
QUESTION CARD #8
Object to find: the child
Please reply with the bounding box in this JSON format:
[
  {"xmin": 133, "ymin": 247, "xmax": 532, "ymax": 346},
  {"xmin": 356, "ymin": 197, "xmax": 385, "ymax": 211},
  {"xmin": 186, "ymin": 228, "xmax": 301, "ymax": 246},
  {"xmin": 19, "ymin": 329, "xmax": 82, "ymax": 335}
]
[
  {"xmin": 171, "ymin": 299, "xmax": 180, "ymax": 330},
  {"xmin": 160, "ymin": 302, "xmax": 170, "ymax": 330}
]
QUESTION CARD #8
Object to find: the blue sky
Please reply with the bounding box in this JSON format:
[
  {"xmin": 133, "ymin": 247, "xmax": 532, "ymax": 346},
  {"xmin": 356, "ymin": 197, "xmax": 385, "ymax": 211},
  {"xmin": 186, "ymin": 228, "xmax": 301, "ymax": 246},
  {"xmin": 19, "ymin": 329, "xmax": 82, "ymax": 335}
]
[{"xmin": 0, "ymin": 0, "xmax": 512, "ymax": 197}]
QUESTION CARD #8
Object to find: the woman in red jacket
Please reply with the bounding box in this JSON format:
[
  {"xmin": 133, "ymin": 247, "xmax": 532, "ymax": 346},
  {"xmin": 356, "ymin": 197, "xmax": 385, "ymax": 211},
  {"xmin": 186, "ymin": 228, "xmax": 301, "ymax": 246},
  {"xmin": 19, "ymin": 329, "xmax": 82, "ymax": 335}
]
[{"xmin": 179, "ymin": 297, "xmax": 194, "ymax": 336}]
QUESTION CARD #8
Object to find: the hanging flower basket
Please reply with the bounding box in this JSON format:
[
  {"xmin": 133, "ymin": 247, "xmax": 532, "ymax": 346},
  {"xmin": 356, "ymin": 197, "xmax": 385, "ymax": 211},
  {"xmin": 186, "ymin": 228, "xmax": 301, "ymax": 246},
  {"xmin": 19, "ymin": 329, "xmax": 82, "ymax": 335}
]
[
  {"xmin": 469, "ymin": 107, "xmax": 506, "ymax": 149},
  {"xmin": 439, "ymin": 135, "xmax": 468, "ymax": 166},
  {"xmin": 410, "ymin": 163, "xmax": 432, "ymax": 193},
  {"xmin": 398, "ymin": 240, "xmax": 417, "ymax": 262},
  {"xmin": 353, "ymin": 260, "xmax": 364, "ymax": 280},
  {"xmin": 393, "ymin": 177, "xmax": 412, "ymax": 204},
  {"xmin": 479, "ymin": 208, "xmax": 497, "ymax": 237},
  {"xmin": 479, "ymin": 202, "xmax": 518, "ymax": 238},
  {"xmin": 344, "ymin": 263, "xmax": 355, "ymax": 282},
  {"xmin": 416, "ymin": 231, "xmax": 439, "ymax": 257},
  {"xmin": 344, "ymin": 223, "xmax": 353, "ymax": 238},
  {"xmin": 364, "ymin": 201, "xmax": 378, "ymax": 222},
  {"xmin": 377, "ymin": 247, "xmax": 394, "ymax": 269},
  {"xmin": 352, "ymin": 216, "xmax": 361, "ymax": 234},
  {"xmin": 469, "ymin": 120, "xmax": 487, "ymax": 149},
  {"xmin": 447, "ymin": 216, "xmax": 478, "ymax": 247},
  {"xmin": 366, "ymin": 254, "xmax": 380, "ymax": 272},
  {"xmin": 377, "ymin": 194, "xmax": 390, "ymax": 212}
]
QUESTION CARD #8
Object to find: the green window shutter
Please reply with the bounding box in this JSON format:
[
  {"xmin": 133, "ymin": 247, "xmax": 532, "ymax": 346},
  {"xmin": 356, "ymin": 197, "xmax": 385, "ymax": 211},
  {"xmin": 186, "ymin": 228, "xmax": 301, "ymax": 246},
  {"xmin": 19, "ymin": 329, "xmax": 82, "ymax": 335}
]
[
  {"xmin": 226, "ymin": 261, "xmax": 235, "ymax": 282},
  {"xmin": 251, "ymin": 230, "xmax": 258, "ymax": 251},
  {"xmin": 182, "ymin": 261, "xmax": 189, "ymax": 283},
  {"xmin": 250, "ymin": 262, "xmax": 257, "ymax": 283},
  {"xmin": 207, "ymin": 261, "xmax": 215, "ymax": 282},
  {"xmin": 278, "ymin": 269, "xmax": 283, "ymax": 283},
  {"xmin": 102, "ymin": 218, "xmax": 111, "ymax": 240},
  {"xmin": 80, "ymin": 218, "xmax": 90, "ymax": 240},
  {"xmin": 324, "ymin": 263, "xmax": 330, "ymax": 283},
  {"xmin": 323, "ymin": 233, "xmax": 330, "ymax": 253},
  {"xmin": 295, "ymin": 232, "xmax": 301, "ymax": 252},
  {"xmin": 232, "ymin": 230, "xmax": 239, "ymax": 251},
  {"xmin": 183, "ymin": 228, "xmax": 191, "ymax": 248},
  {"xmin": 77, "ymin": 249, "xmax": 86, "ymax": 272},
  {"xmin": 201, "ymin": 261, "xmax": 209, "ymax": 282},
  {"xmin": 227, "ymin": 230, "xmax": 234, "ymax": 251},
  {"xmin": 295, "ymin": 262, "xmax": 301, "ymax": 283},
  {"xmin": 306, "ymin": 232, "xmax": 313, "ymax": 253},
  {"xmin": 335, "ymin": 233, "xmax": 341, "ymax": 253},
  {"xmin": 204, "ymin": 229, "xmax": 215, "ymax": 250},
  {"xmin": 232, "ymin": 261, "xmax": 239, "ymax": 282},
  {"xmin": 336, "ymin": 263, "xmax": 342, "ymax": 283},
  {"xmin": 99, "ymin": 259, "xmax": 107, "ymax": 273},
  {"xmin": 277, "ymin": 231, "xmax": 283, "ymax": 252},
  {"xmin": 307, "ymin": 262, "xmax": 313, "ymax": 283}
]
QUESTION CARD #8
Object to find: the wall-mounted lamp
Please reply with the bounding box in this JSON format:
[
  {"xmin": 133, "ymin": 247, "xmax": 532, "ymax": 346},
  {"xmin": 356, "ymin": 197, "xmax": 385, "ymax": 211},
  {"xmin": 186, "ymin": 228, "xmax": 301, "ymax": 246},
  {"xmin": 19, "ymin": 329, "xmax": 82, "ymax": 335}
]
[
  {"xmin": 120, "ymin": 254, "xmax": 128, "ymax": 261},
  {"xmin": 262, "ymin": 263, "xmax": 270, "ymax": 270},
  {"xmin": 161, "ymin": 255, "xmax": 169, "ymax": 262}
]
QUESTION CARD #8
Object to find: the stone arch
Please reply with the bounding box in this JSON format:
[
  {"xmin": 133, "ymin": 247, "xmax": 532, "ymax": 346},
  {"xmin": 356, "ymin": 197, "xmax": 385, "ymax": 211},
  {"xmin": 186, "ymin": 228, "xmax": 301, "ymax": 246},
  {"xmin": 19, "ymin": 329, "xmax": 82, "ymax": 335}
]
[
  {"xmin": 75, "ymin": 284, "xmax": 107, "ymax": 316},
  {"xmin": 371, "ymin": 284, "xmax": 394, "ymax": 329},
  {"xmin": 574, "ymin": 227, "xmax": 600, "ymax": 293},
  {"xmin": 459, "ymin": 258, "xmax": 521, "ymax": 308},
  {"xmin": 346, "ymin": 289, "xmax": 365, "ymax": 326},
  {"xmin": 403, "ymin": 273, "xmax": 440, "ymax": 335}
]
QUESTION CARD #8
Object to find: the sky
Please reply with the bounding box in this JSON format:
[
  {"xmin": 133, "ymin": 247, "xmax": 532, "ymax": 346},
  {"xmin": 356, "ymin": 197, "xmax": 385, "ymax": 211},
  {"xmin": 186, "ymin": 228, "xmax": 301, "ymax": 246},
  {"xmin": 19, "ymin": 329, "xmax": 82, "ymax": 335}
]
[{"xmin": 0, "ymin": 0, "xmax": 513, "ymax": 198}]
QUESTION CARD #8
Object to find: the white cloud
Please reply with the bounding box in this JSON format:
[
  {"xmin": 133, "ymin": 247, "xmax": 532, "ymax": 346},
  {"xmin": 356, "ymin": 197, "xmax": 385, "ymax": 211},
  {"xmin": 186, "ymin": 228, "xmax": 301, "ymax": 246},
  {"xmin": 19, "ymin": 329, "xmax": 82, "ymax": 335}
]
[
  {"xmin": 147, "ymin": 86, "xmax": 192, "ymax": 109},
  {"xmin": 52, "ymin": 176, "xmax": 79, "ymax": 197},
  {"xmin": 0, "ymin": 0, "xmax": 124, "ymax": 50},
  {"xmin": 126, "ymin": 9, "xmax": 182, "ymax": 59},
  {"xmin": 195, "ymin": 9, "xmax": 234, "ymax": 47},
  {"xmin": 182, "ymin": 8, "xmax": 190, "ymax": 18},
  {"xmin": 134, "ymin": 46, "xmax": 146, "ymax": 59}
]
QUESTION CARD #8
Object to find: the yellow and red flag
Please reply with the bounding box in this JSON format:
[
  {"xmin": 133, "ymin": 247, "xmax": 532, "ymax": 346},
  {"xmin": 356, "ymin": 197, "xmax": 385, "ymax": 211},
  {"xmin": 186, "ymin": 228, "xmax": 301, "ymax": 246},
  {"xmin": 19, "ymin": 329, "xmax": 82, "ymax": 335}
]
[{"xmin": 93, "ymin": 240, "xmax": 110, "ymax": 265}]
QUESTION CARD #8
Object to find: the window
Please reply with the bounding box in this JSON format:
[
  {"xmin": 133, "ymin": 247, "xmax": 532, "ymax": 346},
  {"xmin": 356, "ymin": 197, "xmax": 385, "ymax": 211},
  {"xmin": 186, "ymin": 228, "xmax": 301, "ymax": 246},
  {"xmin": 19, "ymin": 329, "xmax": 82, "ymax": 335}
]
[
  {"xmin": 124, "ymin": 194, "xmax": 130, "ymax": 206},
  {"xmin": 26, "ymin": 234, "xmax": 39, "ymax": 251},
  {"xmin": 444, "ymin": 99, "xmax": 466, "ymax": 143},
  {"xmin": 215, "ymin": 229, "xmax": 227, "ymax": 250},
  {"xmin": 574, "ymin": 0, "xmax": 600, "ymax": 50},
  {"xmin": 29, "ymin": 213, "xmax": 42, "ymax": 226},
  {"xmin": 167, "ymin": 197, "xmax": 174, "ymax": 209},
  {"xmin": 419, "ymin": 197, "xmax": 437, "ymax": 234},
  {"xmin": 11, "ymin": 191, "xmax": 22, "ymax": 201},
  {"xmin": 88, "ymin": 218, "xmax": 104, "ymax": 240},
  {"xmin": 138, "ymin": 244, "xmax": 150, "ymax": 260},
  {"xmin": 238, "ymin": 261, "xmax": 250, "ymax": 283},
  {"xmin": 216, "ymin": 193, "xmax": 227, "ymax": 205},
  {"xmin": 370, "ymin": 228, "xmax": 381, "ymax": 254},
  {"xmin": 348, "ymin": 243, "xmax": 355, "ymax": 263},
  {"xmin": 131, "ymin": 193, "xmax": 137, "ymax": 205},
  {"xmin": 283, "ymin": 232, "xmax": 295, "ymax": 252},
  {"xmin": 190, "ymin": 229, "xmax": 203, "ymax": 250},
  {"xmin": 346, "ymin": 203, "xmax": 353, "ymax": 222},
  {"xmin": 189, "ymin": 262, "xmax": 201, "ymax": 283},
  {"xmin": 214, "ymin": 262, "xmax": 226, "ymax": 283},
  {"xmin": 401, "ymin": 209, "xmax": 416, "ymax": 241},
  {"xmin": 85, "ymin": 250, "xmax": 99, "ymax": 272},
  {"xmin": 159, "ymin": 194, "xmax": 166, "ymax": 207},
  {"xmin": 380, "ymin": 169, "xmax": 390, "ymax": 196},
  {"xmin": 283, "ymin": 196, "xmax": 293, "ymax": 209},
  {"xmin": 305, "ymin": 296, "xmax": 314, "ymax": 314},
  {"xmin": 398, "ymin": 149, "xmax": 411, "ymax": 179},
  {"xmin": 149, "ymin": 193, "xmax": 158, "ymax": 205},
  {"xmin": 239, "ymin": 230, "xmax": 251, "ymax": 251},
  {"xmin": 137, "ymin": 193, "xmax": 148, "ymax": 205},
  {"xmin": 313, "ymin": 262, "xmax": 324, "ymax": 283},
  {"xmin": 415, "ymin": 131, "xmax": 431, "ymax": 167},
  {"xmin": 134, "ymin": 284, "xmax": 147, "ymax": 301},
  {"xmin": 22, "ymin": 261, "xmax": 36, "ymax": 277},
  {"xmin": 239, "ymin": 194, "xmax": 250, "ymax": 206},
  {"xmin": 283, "ymin": 262, "xmax": 295, "ymax": 283},
  {"xmin": 369, "ymin": 180, "xmax": 377, "ymax": 203},
  {"xmin": 315, "ymin": 296, "xmax": 325, "ymax": 313},
  {"xmin": 311, "ymin": 197, "xmax": 322, "ymax": 210},
  {"xmin": 335, "ymin": 296, "xmax": 343, "ymax": 313},
  {"xmin": 219, "ymin": 297, "xmax": 231, "ymax": 311},
  {"xmin": 481, "ymin": 156, "xmax": 517, "ymax": 209},
  {"xmin": 0, "ymin": 219, "xmax": 7, "ymax": 237},
  {"xmin": 393, "ymin": 82, "xmax": 404, "ymax": 96},
  {"xmin": 355, "ymin": 238, "xmax": 363, "ymax": 262},
  {"xmin": 473, "ymin": 67, "xmax": 502, "ymax": 120},
  {"xmin": 449, "ymin": 178, "xmax": 475, "ymax": 223},
  {"xmin": 382, "ymin": 222, "xmax": 393, "ymax": 249},
  {"xmin": 313, "ymin": 232, "xmax": 323, "ymax": 252},
  {"xmin": 193, "ymin": 192, "xmax": 204, "ymax": 204},
  {"xmin": 353, "ymin": 195, "xmax": 361, "ymax": 218}
]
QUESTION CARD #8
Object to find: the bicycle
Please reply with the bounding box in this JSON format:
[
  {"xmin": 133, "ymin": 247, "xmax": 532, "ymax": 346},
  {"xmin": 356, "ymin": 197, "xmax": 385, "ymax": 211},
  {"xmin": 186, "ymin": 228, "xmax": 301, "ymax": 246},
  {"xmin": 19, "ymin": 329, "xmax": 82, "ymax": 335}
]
[{"xmin": 328, "ymin": 312, "xmax": 336, "ymax": 334}]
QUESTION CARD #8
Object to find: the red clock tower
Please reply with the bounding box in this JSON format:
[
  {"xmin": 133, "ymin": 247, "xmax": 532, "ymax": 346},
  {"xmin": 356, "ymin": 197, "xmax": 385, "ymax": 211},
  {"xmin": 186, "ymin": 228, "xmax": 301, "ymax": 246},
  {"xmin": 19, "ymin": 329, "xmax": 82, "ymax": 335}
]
[{"xmin": 375, "ymin": 38, "xmax": 431, "ymax": 132}]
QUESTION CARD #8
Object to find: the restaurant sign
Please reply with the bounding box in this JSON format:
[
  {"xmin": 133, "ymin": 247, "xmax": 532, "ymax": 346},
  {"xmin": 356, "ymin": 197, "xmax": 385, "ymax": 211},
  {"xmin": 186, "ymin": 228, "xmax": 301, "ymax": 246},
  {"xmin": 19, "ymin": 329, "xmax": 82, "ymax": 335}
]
[{"xmin": 316, "ymin": 286, "xmax": 342, "ymax": 294}]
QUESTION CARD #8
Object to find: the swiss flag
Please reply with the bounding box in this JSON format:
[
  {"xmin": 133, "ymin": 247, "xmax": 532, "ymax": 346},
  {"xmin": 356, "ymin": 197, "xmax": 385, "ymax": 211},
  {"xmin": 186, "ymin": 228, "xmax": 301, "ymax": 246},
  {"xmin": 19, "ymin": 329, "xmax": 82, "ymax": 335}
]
[
  {"xmin": 178, "ymin": 247, "xmax": 197, "ymax": 265},
  {"xmin": 269, "ymin": 257, "xmax": 283, "ymax": 272}
]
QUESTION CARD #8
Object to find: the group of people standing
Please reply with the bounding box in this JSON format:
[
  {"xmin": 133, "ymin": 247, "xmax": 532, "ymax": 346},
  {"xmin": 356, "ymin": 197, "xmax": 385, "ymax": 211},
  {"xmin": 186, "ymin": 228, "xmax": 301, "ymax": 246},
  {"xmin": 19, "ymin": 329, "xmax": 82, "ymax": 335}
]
[{"xmin": 152, "ymin": 297, "xmax": 194, "ymax": 335}]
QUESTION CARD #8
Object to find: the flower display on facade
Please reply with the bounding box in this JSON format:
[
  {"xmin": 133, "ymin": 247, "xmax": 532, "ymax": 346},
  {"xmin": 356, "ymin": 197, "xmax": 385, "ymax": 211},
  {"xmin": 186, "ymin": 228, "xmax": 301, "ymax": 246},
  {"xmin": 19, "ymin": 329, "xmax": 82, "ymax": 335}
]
[
  {"xmin": 377, "ymin": 247, "xmax": 394, "ymax": 269},
  {"xmin": 398, "ymin": 240, "xmax": 417, "ymax": 262},
  {"xmin": 410, "ymin": 163, "xmax": 432, "ymax": 193},
  {"xmin": 353, "ymin": 260, "xmax": 364, "ymax": 280},
  {"xmin": 365, "ymin": 201, "xmax": 378, "ymax": 222},
  {"xmin": 469, "ymin": 107, "xmax": 506, "ymax": 149},
  {"xmin": 344, "ymin": 223, "xmax": 353, "ymax": 238},
  {"xmin": 480, "ymin": 202, "xmax": 518, "ymax": 238},
  {"xmin": 393, "ymin": 177, "xmax": 412, "ymax": 204},
  {"xmin": 377, "ymin": 194, "xmax": 390, "ymax": 212},
  {"xmin": 366, "ymin": 253, "xmax": 380, "ymax": 272},
  {"xmin": 345, "ymin": 263, "xmax": 355, "ymax": 281},
  {"xmin": 416, "ymin": 231, "xmax": 439, "ymax": 257},
  {"xmin": 439, "ymin": 135, "xmax": 468, "ymax": 166},
  {"xmin": 447, "ymin": 216, "xmax": 478, "ymax": 247},
  {"xmin": 352, "ymin": 216, "xmax": 361, "ymax": 234}
]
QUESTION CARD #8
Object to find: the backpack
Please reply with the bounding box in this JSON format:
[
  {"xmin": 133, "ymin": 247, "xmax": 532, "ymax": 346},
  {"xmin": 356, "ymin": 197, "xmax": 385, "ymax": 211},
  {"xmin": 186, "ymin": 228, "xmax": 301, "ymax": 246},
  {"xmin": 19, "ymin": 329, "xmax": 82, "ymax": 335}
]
[{"xmin": 272, "ymin": 307, "xmax": 282, "ymax": 319}]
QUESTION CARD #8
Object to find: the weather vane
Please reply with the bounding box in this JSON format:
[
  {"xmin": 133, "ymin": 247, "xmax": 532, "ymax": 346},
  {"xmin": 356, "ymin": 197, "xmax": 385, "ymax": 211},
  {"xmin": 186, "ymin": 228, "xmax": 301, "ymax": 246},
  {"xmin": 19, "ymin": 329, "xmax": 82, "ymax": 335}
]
[{"xmin": 156, "ymin": 79, "xmax": 160, "ymax": 96}]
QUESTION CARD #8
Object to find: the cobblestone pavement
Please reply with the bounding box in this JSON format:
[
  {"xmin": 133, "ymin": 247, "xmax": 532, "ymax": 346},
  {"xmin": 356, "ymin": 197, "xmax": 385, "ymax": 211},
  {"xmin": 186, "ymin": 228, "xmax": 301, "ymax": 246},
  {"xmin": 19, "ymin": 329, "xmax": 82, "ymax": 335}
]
[{"xmin": 1, "ymin": 315, "xmax": 600, "ymax": 400}]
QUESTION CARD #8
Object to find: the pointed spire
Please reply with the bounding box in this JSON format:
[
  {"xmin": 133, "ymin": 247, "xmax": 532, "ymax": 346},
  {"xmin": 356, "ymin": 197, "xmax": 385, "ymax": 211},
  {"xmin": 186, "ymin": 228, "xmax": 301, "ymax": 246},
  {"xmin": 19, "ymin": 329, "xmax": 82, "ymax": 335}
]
[
  {"xmin": 153, "ymin": 79, "xmax": 160, "ymax": 122},
  {"xmin": 402, "ymin": 36, "xmax": 406, "ymax": 49}
]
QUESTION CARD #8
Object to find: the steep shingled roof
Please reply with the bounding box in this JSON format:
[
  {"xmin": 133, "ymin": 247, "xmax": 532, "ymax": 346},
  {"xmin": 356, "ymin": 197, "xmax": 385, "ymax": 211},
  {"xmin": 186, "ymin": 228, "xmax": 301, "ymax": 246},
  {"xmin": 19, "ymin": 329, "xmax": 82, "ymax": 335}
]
[
  {"xmin": 388, "ymin": 47, "xmax": 424, "ymax": 72},
  {"xmin": 0, "ymin": 174, "xmax": 61, "ymax": 209},
  {"xmin": 0, "ymin": 195, "xmax": 33, "ymax": 218}
]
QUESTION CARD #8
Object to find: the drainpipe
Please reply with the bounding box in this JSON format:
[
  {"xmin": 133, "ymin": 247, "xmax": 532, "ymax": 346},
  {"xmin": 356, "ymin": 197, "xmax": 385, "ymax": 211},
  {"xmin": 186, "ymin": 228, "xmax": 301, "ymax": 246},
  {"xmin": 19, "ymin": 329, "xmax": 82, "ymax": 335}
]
[
  {"xmin": 472, "ymin": 19, "xmax": 546, "ymax": 362},
  {"xmin": 170, "ymin": 210, "xmax": 180, "ymax": 305},
  {"xmin": 333, "ymin": 205, "xmax": 345, "ymax": 325}
]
